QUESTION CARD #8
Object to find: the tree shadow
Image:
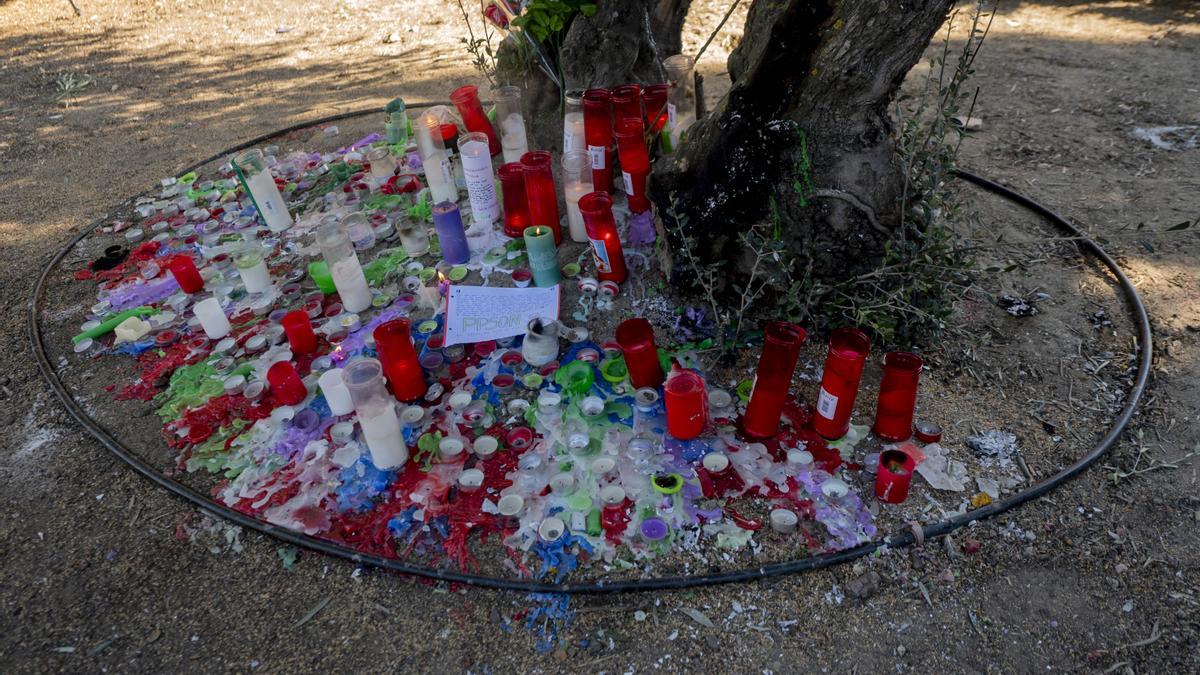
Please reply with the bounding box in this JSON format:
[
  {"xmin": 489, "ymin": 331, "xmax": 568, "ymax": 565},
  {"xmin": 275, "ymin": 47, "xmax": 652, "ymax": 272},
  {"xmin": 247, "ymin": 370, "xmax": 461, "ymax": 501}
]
[{"xmin": 994, "ymin": 0, "xmax": 1199, "ymax": 26}]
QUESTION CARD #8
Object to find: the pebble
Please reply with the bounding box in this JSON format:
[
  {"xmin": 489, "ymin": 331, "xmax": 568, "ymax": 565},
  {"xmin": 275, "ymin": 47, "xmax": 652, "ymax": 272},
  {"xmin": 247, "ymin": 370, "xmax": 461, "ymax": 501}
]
[{"xmin": 845, "ymin": 571, "xmax": 881, "ymax": 600}]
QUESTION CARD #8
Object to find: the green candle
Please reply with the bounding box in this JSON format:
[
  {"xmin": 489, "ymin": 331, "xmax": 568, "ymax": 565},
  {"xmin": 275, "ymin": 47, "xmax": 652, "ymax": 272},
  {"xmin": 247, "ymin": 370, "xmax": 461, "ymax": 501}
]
[
  {"xmin": 523, "ymin": 225, "xmax": 560, "ymax": 288},
  {"xmin": 308, "ymin": 261, "xmax": 337, "ymax": 294}
]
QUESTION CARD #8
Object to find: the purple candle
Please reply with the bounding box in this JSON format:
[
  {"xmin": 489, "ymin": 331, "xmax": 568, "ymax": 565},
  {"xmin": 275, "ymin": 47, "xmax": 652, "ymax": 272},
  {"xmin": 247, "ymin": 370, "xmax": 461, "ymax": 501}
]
[{"xmin": 433, "ymin": 201, "xmax": 470, "ymax": 265}]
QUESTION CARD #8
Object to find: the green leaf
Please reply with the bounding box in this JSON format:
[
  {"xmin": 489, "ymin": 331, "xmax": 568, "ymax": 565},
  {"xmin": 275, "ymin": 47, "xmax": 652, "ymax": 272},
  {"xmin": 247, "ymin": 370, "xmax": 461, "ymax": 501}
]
[
  {"xmin": 580, "ymin": 3, "xmax": 597, "ymax": 16},
  {"xmin": 1165, "ymin": 220, "xmax": 1192, "ymax": 231}
]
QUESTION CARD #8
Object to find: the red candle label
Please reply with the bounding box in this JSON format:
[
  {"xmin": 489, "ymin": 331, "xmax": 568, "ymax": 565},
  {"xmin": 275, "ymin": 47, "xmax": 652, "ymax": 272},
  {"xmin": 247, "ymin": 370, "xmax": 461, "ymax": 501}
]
[
  {"xmin": 589, "ymin": 239, "xmax": 612, "ymax": 273},
  {"xmin": 817, "ymin": 387, "xmax": 838, "ymax": 419},
  {"xmin": 588, "ymin": 145, "xmax": 605, "ymax": 169},
  {"xmin": 622, "ymin": 171, "xmax": 634, "ymax": 196}
]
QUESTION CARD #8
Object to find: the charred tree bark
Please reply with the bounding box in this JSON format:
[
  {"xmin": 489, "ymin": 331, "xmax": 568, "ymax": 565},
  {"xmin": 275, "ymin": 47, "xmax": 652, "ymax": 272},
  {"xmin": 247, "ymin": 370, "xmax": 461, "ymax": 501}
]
[
  {"xmin": 650, "ymin": 0, "xmax": 953, "ymax": 283},
  {"xmin": 497, "ymin": 0, "xmax": 693, "ymax": 152}
]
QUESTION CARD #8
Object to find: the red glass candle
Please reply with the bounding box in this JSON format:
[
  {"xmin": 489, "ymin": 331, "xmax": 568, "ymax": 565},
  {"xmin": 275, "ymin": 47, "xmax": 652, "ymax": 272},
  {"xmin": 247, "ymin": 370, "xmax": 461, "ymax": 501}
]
[
  {"xmin": 812, "ymin": 328, "xmax": 871, "ymax": 440},
  {"xmin": 374, "ymin": 319, "xmax": 428, "ymax": 402},
  {"xmin": 520, "ymin": 150, "xmax": 561, "ymax": 245},
  {"xmin": 664, "ymin": 367, "xmax": 706, "ymax": 440},
  {"xmin": 169, "ymin": 256, "xmax": 204, "ymax": 293},
  {"xmin": 498, "ymin": 162, "xmax": 531, "ymax": 238},
  {"xmin": 614, "ymin": 117, "xmax": 651, "ymax": 214},
  {"xmin": 610, "ymin": 84, "xmax": 643, "ymax": 125},
  {"xmin": 642, "ymin": 83, "xmax": 669, "ymax": 134},
  {"xmin": 582, "ymin": 88, "xmax": 614, "ymax": 192},
  {"xmin": 616, "ymin": 318, "xmax": 663, "ymax": 390},
  {"xmin": 742, "ymin": 321, "xmax": 807, "ymax": 439},
  {"xmin": 873, "ymin": 351, "xmax": 923, "ymax": 441},
  {"xmin": 281, "ymin": 309, "xmax": 318, "ymax": 354},
  {"xmin": 875, "ymin": 448, "xmax": 916, "ymax": 503},
  {"xmin": 449, "ymin": 85, "xmax": 500, "ymax": 156},
  {"xmin": 267, "ymin": 361, "xmax": 307, "ymax": 406},
  {"xmin": 578, "ymin": 192, "xmax": 627, "ymax": 284}
]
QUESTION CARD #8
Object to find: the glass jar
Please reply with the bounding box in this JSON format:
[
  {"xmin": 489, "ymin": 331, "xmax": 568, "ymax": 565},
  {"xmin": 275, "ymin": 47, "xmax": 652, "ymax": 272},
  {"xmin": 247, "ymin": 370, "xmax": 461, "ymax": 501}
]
[
  {"xmin": 582, "ymin": 88, "xmax": 614, "ymax": 192},
  {"xmin": 341, "ymin": 213, "xmax": 376, "ymax": 251},
  {"xmin": 812, "ymin": 328, "xmax": 871, "ymax": 440},
  {"xmin": 614, "ymin": 117, "xmax": 651, "ymax": 214},
  {"xmin": 562, "ymin": 89, "xmax": 586, "ymax": 154},
  {"xmin": 397, "ymin": 221, "xmax": 430, "ymax": 257},
  {"xmin": 493, "ymin": 85, "xmax": 528, "ymax": 163},
  {"xmin": 317, "ymin": 222, "xmax": 372, "ymax": 313},
  {"xmin": 873, "ymin": 352, "xmax": 923, "ymax": 442},
  {"xmin": 742, "ymin": 322, "xmax": 807, "ymax": 438},
  {"xmin": 374, "ymin": 319, "xmax": 427, "ymax": 402},
  {"xmin": 578, "ymin": 191, "xmax": 627, "ymax": 284},
  {"xmin": 232, "ymin": 148, "xmax": 293, "ymax": 232},
  {"xmin": 498, "ymin": 162, "xmax": 531, "ymax": 238},
  {"xmin": 663, "ymin": 54, "xmax": 697, "ymax": 149},
  {"xmin": 459, "ymin": 131, "xmax": 500, "ymax": 228},
  {"xmin": 561, "ymin": 151, "xmax": 594, "ymax": 243},
  {"xmin": 343, "ymin": 357, "xmax": 408, "ymax": 469}
]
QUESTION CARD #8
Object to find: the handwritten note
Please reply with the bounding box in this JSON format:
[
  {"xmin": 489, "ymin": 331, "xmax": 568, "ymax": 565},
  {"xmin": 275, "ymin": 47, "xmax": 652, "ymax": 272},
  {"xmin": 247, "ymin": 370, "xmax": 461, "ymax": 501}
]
[{"xmin": 443, "ymin": 285, "xmax": 561, "ymax": 346}]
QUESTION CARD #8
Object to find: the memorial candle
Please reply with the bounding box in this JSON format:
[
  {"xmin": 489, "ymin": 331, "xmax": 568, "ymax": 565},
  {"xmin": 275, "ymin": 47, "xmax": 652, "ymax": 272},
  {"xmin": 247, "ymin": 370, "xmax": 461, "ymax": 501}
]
[
  {"xmin": 664, "ymin": 367, "xmax": 706, "ymax": 440},
  {"xmin": 343, "ymin": 357, "xmax": 408, "ymax": 468},
  {"xmin": 873, "ymin": 352, "xmax": 923, "ymax": 442},
  {"xmin": 493, "ymin": 85, "xmax": 529, "ymax": 163},
  {"xmin": 582, "ymin": 88, "xmax": 614, "ymax": 192},
  {"xmin": 281, "ymin": 309, "xmax": 318, "ymax": 354},
  {"xmin": 614, "ymin": 117, "xmax": 651, "ymax": 214},
  {"xmin": 169, "ymin": 255, "xmax": 204, "ymax": 293},
  {"xmin": 742, "ymin": 321, "xmax": 807, "ymax": 438},
  {"xmin": 232, "ymin": 148, "xmax": 292, "ymax": 232},
  {"xmin": 193, "ymin": 297, "xmax": 231, "ymax": 339},
  {"xmin": 578, "ymin": 191, "xmax": 627, "ymax": 284},
  {"xmin": 374, "ymin": 319, "xmax": 427, "ymax": 402},
  {"xmin": 663, "ymin": 54, "xmax": 697, "ymax": 150},
  {"xmin": 642, "ymin": 83, "xmax": 670, "ymax": 135},
  {"xmin": 616, "ymin": 318, "xmax": 663, "ymax": 389},
  {"xmin": 523, "ymin": 225, "xmax": 560, "ymax": 287},
  {"xmin": 610, "ymin": 84, "xmax": 643, "ymax": 125},
  {"xmin": 317, "ymin": 222, "xmax": 372, "ymax": 313},
  {"xmin": 449, "ymin": 85, "xmax": 500, "ymax": 156},
  {"xmin": 521, "ymin": 150, "xmax": 561, "ymax": 245},
  {"xmin": 812, "ymin": 327, "xmax": 871, "ymax": 440},
  {"xmin": 318, "ymin": 368, "xmax": 355, "ymax": 416},
  {"xmin": 459, "ymin": 131, "xmax": 500, "ymax": 228},
  {"xmin": 498, "ymin": 162, "xmax": 532, "ymax": 238},
  {"xmin": 562, "ymin": 89, "xmax": 586, "ymax": 154},
  {"xmin": 267, "ymin": 361, "xmax": 307, "ymax": 406},
  {"xmin": 561, "ymin": 151, "xmax": 594, "ymax": 243},
  {"xmin": 432, "ymin": 201, "xmax": 470, "ymax": 265},
  {"xmin": 875, "ymin": 448, "xmax": 916, "ymax": 504},
  {"xmin": 414, "ymin": 108, "xmax": 458, "ymax": 203}
]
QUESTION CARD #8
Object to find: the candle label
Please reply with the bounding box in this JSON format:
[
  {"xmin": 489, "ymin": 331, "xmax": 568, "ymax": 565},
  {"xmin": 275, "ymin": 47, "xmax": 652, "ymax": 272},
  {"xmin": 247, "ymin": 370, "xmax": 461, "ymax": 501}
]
[
  {"xmin": 563, "ymin": 127, "xmax": 575, "ymax": 154},
  {"xmin": 587, "ymin": 145, "xmax": 606, "ymax": 170},
  {"xmin": 816, "ymin": 387, "xmax": 838, "ymax": 420},
  {"xmin": 622, "ymin": 171, "xmax": 634, "ymax": 197},
  {"xmin": 667, "ymin": 103, "xmax": 677, "ymax": 128},
  {"xmin": 589, "ymin": 238, "xmax": 612, "ymax": 273}
]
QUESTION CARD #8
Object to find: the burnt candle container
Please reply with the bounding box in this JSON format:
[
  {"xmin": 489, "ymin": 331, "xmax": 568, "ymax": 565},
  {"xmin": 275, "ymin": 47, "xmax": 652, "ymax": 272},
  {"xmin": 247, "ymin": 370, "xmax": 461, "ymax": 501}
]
[
  {"xmin": 613, "ymin": 117, "xmax": 651, "ymax": 213},
  {"xmin": 664, "ymin": 368, "xmax": 706, "ymax": 440},
  {"xmin": 616, "ymin": 318, "xmax": 663, "ymax": 390},
  {"xmin": 374, "ymin": 319, "xmax": 427, "ymax": 402},
  {"xmin": 812, "ymin": 327, "xmax": 871, "ymax": 440},
  {"xmin": 520, "ymin": 151, "xmax": 561, "ymax": 245},
  {"xmin": 281, "ymin": 309, "xmax": 318, "ymax": 354},
  {"xmin": 742, "ymin": 321, "xmax": 807, "ymax": 439},
  {"xmin": 498, "ymin": 162, "xmax": 532, "ymax": 238},
  {"xmin": 578, "ymin": 192, "xmax": 628, "ymax": 284},
  {"xmin": 582, "ymin": 88, "xmax": 614, "ymax": 192},
  {"xmin": 267, "ymin": 361, "xmax": 307, "ymax": 406},
  {"xmin": 873, "ymin": 351, "xmax": 923, "ymax": 442},
  {"xmin": 449, "ymin": 85, "xmax": 500, "ymax": 156},
  {"xmin": 875, "ymin": 448, "xmax": 917, "ymax": 503}
]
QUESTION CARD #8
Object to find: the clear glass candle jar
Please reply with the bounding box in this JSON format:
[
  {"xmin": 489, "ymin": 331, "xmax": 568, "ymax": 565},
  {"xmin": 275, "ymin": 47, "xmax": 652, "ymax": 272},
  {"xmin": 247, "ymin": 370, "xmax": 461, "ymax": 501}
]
[
  {"xmin": 493, "ymin": 85, "xmax": 529, "ymax": 163},
  {"xmin": 343, "ymin": 357, "xmax": 408, "ymax": 469}
]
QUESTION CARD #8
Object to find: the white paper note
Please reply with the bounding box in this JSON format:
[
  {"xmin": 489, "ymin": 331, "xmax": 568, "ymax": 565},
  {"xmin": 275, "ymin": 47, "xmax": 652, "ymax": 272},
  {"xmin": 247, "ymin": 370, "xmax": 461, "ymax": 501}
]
[{"xmin": 443, "ymin": 285, "xmax": 561, "ymax": 346}]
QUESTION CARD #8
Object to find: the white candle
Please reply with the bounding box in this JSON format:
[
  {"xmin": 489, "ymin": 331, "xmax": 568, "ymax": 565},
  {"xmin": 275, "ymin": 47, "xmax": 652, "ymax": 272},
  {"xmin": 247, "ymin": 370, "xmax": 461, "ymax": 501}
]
[
  {"xmin": 460, "ymin": 133, "xmax": 500, "ymax": 227},
  {"xmin": 318, "ymin": 369, "xmax": 355, "ymax": 416},
  {"xmin": 193, "ymin": 297, "xmax": 231, "ymax": 339}
]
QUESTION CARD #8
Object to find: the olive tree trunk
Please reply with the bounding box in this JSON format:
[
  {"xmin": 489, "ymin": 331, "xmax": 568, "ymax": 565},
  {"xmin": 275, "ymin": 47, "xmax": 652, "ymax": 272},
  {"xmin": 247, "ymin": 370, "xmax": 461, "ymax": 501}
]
[{"xmin": 650, "ymin": 0, "xmax": 955, "ymax": 282}]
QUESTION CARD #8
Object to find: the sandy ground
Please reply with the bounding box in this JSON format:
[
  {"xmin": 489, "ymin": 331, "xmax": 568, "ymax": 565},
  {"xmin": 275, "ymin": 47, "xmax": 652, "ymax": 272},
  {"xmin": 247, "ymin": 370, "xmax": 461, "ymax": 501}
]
[{"xmin": 2, "ymin": 0, "xmax": 1200, "ymax": 672}]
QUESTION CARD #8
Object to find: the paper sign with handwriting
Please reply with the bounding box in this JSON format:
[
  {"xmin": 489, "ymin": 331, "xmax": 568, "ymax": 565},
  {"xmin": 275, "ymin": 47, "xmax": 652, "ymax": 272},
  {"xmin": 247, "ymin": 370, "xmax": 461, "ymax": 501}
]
[{"xmin": 443, "ymin": 285, "xmax": 561, "ymax": 346}]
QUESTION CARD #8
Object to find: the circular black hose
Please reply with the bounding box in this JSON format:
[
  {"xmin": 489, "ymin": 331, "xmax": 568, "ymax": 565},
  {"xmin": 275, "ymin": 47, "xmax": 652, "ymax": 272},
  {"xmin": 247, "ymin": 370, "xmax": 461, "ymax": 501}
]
[{"xmin": 28, "ymin": 108, "xmax": 1153, "ymax": 593}]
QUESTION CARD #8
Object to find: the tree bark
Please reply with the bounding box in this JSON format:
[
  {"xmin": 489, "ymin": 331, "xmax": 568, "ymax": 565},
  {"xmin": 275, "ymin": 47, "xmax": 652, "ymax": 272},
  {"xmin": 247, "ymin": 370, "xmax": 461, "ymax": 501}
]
[
  {"xmin": 497, "ymin": 0, "xmax": 693, "ymax": 152},
  {"xmin": 650, "ymin": 0, "xmax": 954, "ymax": 284}
]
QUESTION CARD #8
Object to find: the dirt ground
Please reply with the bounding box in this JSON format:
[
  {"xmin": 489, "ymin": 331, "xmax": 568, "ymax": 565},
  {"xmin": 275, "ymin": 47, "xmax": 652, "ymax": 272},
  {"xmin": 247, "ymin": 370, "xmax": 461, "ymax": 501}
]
[{"xmin": 2, "ymin": 0, "xmax": 1199, "ymax": 672}]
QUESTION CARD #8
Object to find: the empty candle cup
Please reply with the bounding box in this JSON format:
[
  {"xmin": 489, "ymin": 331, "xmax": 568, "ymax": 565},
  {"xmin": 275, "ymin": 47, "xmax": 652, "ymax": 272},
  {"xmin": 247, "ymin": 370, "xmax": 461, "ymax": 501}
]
[
  {"xmin": 473, "ymin": 435, "xmax": 499, "ymax": 458},
  {"xmin": 458, "ymin": 468, "xmax": 484, "ymax": 493}
]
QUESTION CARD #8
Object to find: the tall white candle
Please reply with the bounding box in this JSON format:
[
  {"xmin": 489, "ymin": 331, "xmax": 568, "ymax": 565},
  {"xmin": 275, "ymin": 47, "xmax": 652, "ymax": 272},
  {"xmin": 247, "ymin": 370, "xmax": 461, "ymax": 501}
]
[
  {"xmin": 460, "ymin": 132, "xmax": 500, "ymax": 227},
  {"xmin": 193, "ymin": 297, "xmax": 231, "ymax": 339}
]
